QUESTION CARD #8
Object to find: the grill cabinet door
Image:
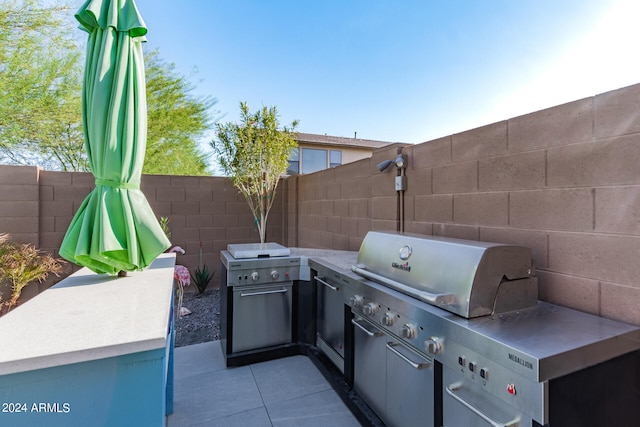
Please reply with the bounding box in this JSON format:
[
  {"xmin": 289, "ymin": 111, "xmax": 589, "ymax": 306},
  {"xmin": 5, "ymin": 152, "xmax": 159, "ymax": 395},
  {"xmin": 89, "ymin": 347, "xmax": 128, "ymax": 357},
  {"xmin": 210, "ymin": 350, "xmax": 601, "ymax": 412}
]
[
  {"xmin": 386, "ymin": 340, "xmax": 435, "ymax": 427},
  {"xmin": 353, "ymin": 316, "xmax": 386, "ymax": 420}
]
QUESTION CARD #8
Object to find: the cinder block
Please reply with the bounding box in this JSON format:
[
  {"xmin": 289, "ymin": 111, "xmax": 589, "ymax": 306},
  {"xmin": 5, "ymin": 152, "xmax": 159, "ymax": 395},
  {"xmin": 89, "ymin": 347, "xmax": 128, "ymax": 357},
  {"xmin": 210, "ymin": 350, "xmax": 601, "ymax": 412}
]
[
  {"xmin": 371, "ymin": 173, "xmax": 397, "ymax": 197},
  {"xmin": 327, "ymin": 216, "xmax": 341, "ymax": 233},
  {"xmin": 405, "ymin": 168, "xmax": 432, "ymax": 196},
  {"xmin": 335, "ymin": 159, "xmax": 370, "ymax": 181},
  {"xmin": 185, "ymin": 188, "xmax": 213, "ymax": 202},
  {"xmin": 433, "ymin": 161, "xmax": 478, "ymax": 194},
  {"xmin": 0, "ymin": 201, "xmax": 38, "ymax": 217},
  {"xmin": 333, "ymin": 233, "xmax": 349, "ymax": 250},
  {"xmin": 156, "ymin": 187, "xmax": 185, "ymax": 202},
  {"xmin": 54, "ymin": 185, "xmax": 91, "ymax": 202},
  {"xmin": 595, "ymin": 83, "xmax": 640, "ymax": 139},
  {"xmin": 171, "ymin": 227, "xmax": 201, "ymax": 243},
  {"xmin": 186, "ymin": 215, "xmax": 214, "ymax": 228},
  {"xmin": 0, "ymin": 184, "xmax": 38, "ymax": 201},
  {"xmin": 357, "ymin": 218, "xmax": 372, "ymax": 238},
  {"xmin": 479, "ymin": 151, "xmax": 546, "ymax": 191},
  {"xmin": 55, "ymin": 216, "xmax": 73, "ymax": 232},
  {"xmin": 479, "ymin": 227, "xmax": 548, "ymax": 269},
  {"xmin": 595, "ymin": 186, "xmax": 640, "ymax": 235},
  {"xmin": 508, "ymin": 97, "xmax": 593, "ymax": 153},
  {"xmin": 409, "ymin": 136, "xmax": 452, "ymax": 170},
  {"xmin": 327, "ymin": 183, "xmax": 341, "ymax": 200},
  {"xmin": 333, "ymin": 200, "xmax": 348, "ymax": 217},
  {"xmin": 536, "ymin": 270, "xmax": 599, "ymax": 315},
  {"xmin": 348, "ymin": 235, "xmax": 365, "ymax": 251},
  {"xmin": 71, "ymin": 172, "xmax": 95, "ymax": 187},
  {"xmin": 0, "ymin": 165, "xmax": 40, "ymax": 184},
  {"xmin": 40, "ymin": 170, "xmax": 71, "ymax": 186},
  {"xmin": 141, "ymin": 174, "xmax": 171, "ymax": 188},
  {"xmin": 199, "ymin": 201, "xmax": 226, "ymax": 215},
  {"xmin": 403, "ymin": 195, "xmax": 414, "ymax": 222},
  {"xmin": 200, "ymin": 176, "xmax": 227, "ymax": 188},
  {"xmin": 225, "ymin": 201, "xmax": 252, "ymax": 215},
  {"xmin": 38, "ymin": 231, "xmax": 65, "ymax": 250},
  {"xmin": 349, "ymin": 199, "xmax": 369, "ymax": 218},
  {"xmin": 371, "ymin": 196, "xmax": 397, "ymax": 220},
  {"xmin": 40, "ymin": 217, "xmax": 55, "ymax": 233},
  {"xmin": 415, "ymin": 194, "xmax": 453, "ymax": 223},
  {"xmin": 213, "ymin": 214, "xmax": 239, "ymax": 228},
  {"xmin": 404, "ymin": 221, "xmax": 433, "ymax": 236},
  {"xmin": 601, "ymin": 282, "xmax": 640, "ymax": 325},
  {"xmin": 510, "ymin": 189, "xmax": 593, "ymax": 231},
  {"xmin": 40, "ymin": 201, "xmax": 74, "ymax": 217},
  {"xmin": 432, "ymin": 223, "xmax": 479, "ymax": 240},
  {"xmin": 371, "ymin": 219, "xmax": 397, "ymax": 232},
  {"xmin": 454, "ymin": 193, "xmax": 508, "ymax": 227},
  {"xmin": 171, "ymin": 175, "xmax": 200, "ymax": 188},
  {"xmin": 0, "ymin": 217, "xmax": 38, "ymax": 234},
  {"xmin": 549, "ymin": 232, "xmax": 640, "ymax": 286},
  {"xmin": 171, "ymin": 201, "xmax": 200, "ymax": 215},
  {"xmin": 39, "ymin": 185, "xmax": 53, "ymax": 201},
  {"xmin": 548, "ymin": 135, "xmax": 640, "ymax": 187},
  {"xmin": 452, "ymin": 121, "xmax": 508, "ymax": 162}
]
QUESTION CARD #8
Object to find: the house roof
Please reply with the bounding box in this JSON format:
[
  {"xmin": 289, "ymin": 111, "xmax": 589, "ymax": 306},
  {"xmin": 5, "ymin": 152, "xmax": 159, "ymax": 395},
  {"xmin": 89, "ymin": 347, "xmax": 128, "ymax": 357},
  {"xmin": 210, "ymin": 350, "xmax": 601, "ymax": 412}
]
[{"xmin": 295, "ymin": 132, "xmax": 399, "ymax": 149}]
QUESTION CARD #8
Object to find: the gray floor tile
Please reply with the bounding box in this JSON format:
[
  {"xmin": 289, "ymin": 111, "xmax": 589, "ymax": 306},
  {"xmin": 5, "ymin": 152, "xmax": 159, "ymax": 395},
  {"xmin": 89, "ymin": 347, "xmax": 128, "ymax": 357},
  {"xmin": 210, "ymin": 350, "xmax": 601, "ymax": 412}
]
[
  {"xmin": 251, "ymin": 355, "xmax": 332, "ymax": 405},
  {"xmin": 168, "ymin": 342, "xmax": 361, "ymax": 427},
  {"xmin": 192, "ymin": 407, "xmax": 273, "ymax": 427},
  {"xmin": 169, "ymin": 366, "xmax": 263, "ymax": 426},
  {"xmin": 173, "ymin": 340, "xmax": 226, "ymax": 378},
  {"xmin": 267, "ymin": 389, "xmax": 361, "ymax": 427}
]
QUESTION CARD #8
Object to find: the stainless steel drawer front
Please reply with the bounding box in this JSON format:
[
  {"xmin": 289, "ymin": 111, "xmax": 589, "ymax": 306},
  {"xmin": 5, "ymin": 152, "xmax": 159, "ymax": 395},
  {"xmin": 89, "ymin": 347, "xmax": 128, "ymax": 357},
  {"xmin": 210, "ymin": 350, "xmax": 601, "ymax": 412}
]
[{"xmin": 232, "ymin": 282, "xmax": 293, "ymax": 353}]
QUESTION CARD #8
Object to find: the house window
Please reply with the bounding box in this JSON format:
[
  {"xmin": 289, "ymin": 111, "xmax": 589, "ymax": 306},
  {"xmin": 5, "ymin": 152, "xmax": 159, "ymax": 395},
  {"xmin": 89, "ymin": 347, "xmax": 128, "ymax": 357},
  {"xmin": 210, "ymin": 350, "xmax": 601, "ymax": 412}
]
[
  {"xmin": 330, "ymin": 150, "xmax": 342, "ymax": 168},
  {"xmin": 287, "ymin": 148, "xmax": 299, "ymax": 175},
  {"xmin": 302, "ymin": 148, "xmax": 327, "ymax": 174}
]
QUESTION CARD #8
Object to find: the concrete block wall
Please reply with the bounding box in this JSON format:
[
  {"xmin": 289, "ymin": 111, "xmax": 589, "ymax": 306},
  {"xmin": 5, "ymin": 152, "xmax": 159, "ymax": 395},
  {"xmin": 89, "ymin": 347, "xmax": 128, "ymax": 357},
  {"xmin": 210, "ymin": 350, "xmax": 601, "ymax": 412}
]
[
  {"xmin": 0, "ymin": 170, "xmax": 286, "ymax": 301},
  {"xmin": 2, "ymin": 83, "xmax": 640, "ymax": 326},
  {"xmin": 296, "ymin": 83, "xmax": 640, "ymax": 326}
]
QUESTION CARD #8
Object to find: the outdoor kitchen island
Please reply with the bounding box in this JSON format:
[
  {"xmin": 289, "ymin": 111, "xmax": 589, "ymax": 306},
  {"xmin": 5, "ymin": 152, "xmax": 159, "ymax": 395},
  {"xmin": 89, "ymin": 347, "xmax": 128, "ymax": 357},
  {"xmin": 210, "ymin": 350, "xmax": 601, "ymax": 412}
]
[
  {"xmin": 0, "ymin": 253, "xmax": 176, "ymax": 427},
  {"xmin": 220, "ymin": 236, "xmax": 640, "ymax": 427}
]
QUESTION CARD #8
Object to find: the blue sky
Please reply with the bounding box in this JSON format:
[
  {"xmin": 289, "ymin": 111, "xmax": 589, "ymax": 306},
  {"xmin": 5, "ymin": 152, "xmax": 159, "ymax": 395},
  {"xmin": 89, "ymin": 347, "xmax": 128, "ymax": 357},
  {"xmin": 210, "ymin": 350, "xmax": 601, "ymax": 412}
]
[{"xmin": 133, "ymin": 0, "xmax": 639, "ymax": 145}]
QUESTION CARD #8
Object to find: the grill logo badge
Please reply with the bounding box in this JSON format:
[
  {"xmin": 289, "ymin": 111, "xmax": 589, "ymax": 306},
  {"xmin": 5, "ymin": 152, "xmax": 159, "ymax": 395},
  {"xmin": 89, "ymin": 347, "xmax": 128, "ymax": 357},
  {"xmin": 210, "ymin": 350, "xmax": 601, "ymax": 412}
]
[{"xmin": 393, "ymin": 245, "xmax": 412, "ymax": 271}]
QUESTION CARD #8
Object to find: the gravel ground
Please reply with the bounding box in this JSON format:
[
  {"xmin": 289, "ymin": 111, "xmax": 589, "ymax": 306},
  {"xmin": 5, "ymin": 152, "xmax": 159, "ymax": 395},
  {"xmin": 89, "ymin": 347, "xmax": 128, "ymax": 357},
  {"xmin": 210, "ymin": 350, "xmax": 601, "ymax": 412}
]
[{"xmin": 173, "ymin": 289, "xmax": 220, "ymax": 347}]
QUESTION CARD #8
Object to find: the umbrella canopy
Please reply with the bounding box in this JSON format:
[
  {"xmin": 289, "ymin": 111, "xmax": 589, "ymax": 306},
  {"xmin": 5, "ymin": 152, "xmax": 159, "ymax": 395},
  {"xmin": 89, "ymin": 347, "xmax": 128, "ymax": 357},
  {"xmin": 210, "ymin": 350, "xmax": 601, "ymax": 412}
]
[{"xmin": 59, "ymin": 0, "xmax": 170, "ymax": 275}]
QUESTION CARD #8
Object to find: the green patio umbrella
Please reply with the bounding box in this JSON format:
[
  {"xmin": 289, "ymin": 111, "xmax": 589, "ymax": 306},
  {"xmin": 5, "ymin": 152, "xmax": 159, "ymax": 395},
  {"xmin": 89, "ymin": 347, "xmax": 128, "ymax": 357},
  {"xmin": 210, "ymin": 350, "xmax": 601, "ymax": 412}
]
[{"xmin": 59, "ymin": 0, "xmax": 170, "ymax": 275}]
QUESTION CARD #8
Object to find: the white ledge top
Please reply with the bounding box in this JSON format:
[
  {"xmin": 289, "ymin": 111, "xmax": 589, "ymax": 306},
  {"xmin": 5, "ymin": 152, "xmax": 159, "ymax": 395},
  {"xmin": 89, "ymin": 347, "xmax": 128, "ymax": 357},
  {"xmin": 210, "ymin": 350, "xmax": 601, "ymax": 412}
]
[{"xmin": 0, "ymin": 253, "xmax": 176, "ymax": 376}]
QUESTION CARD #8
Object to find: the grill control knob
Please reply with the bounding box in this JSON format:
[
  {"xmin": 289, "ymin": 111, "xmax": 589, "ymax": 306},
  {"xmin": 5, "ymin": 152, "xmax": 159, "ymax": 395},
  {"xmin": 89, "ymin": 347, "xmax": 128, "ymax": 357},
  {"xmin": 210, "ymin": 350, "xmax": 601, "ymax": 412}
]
[
  {"xmin": 363, "ymin": 303, "xmax": 379, "ymax": 316},
  {"xmin": 251, "ymin": 272, "xmax": 259, "ymax": 282},
  {"xmin": 270, "ymin": 270, "xmax": 280, "ymax": 280},
  {"xmin": 349, "ymin": 295, "xmax": 364, "ymax": 307},
  {"xmin": 401, "ymin": 323, "xmax": 418, "ymax": 339},
  {"xmin": 381, "ymin": 311, "xmax": 397, "ymax": 326},
  {"xmin": 425, "ymin": 337, "xmax": 443, "ymax": 355}
]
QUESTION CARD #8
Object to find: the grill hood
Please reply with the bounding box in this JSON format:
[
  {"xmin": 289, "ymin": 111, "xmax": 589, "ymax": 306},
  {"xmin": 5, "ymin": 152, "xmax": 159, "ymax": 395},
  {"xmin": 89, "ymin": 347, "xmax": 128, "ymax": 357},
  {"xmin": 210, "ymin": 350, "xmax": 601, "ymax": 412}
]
[{"xmin": 352, "ymin": 231, "xmax": 538, "ymax": 318}]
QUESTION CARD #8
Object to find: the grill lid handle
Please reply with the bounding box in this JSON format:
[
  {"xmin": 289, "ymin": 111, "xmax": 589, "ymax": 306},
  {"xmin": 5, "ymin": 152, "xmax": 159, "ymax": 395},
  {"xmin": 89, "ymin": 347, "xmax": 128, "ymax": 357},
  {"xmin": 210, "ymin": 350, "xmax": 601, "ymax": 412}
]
[{"xmin": 352, "ymin": 265, "xmax": 457, "ymax": 307}]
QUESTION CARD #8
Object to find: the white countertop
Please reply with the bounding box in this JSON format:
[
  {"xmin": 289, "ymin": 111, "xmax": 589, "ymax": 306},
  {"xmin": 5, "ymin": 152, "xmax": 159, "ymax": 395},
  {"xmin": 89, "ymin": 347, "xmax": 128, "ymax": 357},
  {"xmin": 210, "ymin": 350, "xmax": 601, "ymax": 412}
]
[{"xmin": 0, "ymin": 253, "xmax": 175, "ymax": 376}]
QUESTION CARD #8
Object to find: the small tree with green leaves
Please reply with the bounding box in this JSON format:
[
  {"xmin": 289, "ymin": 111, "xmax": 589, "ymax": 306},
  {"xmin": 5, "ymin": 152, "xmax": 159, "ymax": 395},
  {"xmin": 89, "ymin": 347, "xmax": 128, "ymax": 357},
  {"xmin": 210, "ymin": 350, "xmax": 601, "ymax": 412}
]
[{"xmin": 213, "ymin": 102, "xmax": 298, "ymax": 243}]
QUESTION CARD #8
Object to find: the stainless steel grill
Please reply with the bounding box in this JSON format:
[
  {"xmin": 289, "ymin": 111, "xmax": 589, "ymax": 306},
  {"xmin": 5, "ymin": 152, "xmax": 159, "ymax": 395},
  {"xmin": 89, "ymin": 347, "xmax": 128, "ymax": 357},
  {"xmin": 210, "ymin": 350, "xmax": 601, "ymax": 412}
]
[
  {"xmin": 352, "ymin": 232, "xmax": 538, "ymax": 318},
  {"xmin": 347, "ymin": 231, "xmax": 640, "ymax": 427}
]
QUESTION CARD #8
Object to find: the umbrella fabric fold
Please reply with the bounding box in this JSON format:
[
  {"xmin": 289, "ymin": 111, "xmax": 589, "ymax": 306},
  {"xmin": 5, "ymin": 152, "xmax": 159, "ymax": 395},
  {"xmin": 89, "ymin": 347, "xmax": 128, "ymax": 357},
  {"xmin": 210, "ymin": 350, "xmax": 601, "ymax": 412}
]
[{"xmin": 60, "ymin": 0, "xmax": 170, "ymax": 275}]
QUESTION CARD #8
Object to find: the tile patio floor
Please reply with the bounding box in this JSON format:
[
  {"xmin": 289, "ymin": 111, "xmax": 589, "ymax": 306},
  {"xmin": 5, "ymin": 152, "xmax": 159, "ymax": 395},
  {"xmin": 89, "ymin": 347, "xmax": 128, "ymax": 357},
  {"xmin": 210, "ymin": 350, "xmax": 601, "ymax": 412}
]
[{"xmin": 167, "ymin": 341, "xmax": 362, "ymax": 426}]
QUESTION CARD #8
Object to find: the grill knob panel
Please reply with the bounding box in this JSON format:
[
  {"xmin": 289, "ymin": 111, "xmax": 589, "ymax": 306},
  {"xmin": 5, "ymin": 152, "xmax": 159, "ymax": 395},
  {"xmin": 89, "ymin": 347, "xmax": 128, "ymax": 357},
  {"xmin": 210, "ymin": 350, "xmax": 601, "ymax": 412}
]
[
  {"xmin": 349, "ymin": 295, "xmax": 364, "ymax": 307},
  {"xmin": 363, "ymin": 302, "xmax": 379, "ymax": 316},
  {"xmin": 401, "ymin": 323, "xmax": 418, "ymax": 339},
  {"xmin": 425, "ymin": 337, "xmax": 443, "ymax": 355},
  {"xmin": 382, "ymin": 311, "xmax": 397, "ymax": 326}
]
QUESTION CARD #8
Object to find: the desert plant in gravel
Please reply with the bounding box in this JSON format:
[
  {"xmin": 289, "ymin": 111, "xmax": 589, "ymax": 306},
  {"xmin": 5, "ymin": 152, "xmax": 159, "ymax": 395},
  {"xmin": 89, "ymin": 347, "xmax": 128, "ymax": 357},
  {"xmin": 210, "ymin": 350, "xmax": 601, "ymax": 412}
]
[
  {"xmin": 0, "ymin": 233, "xmax": 64, "ymax": 315},
  {"xmin": 191, "ymin": 241, "xmax": 214, "ymax": 295}
]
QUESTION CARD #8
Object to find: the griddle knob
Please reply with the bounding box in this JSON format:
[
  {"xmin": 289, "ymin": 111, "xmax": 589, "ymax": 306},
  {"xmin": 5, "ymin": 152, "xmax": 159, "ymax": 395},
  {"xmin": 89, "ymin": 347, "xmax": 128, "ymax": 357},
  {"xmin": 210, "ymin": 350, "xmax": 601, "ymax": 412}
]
[
  {"xmin": 251, "ymin": 272, "xmax": 259, "ymax": 282},
  {"xmin": 270, "ymin": 270, "xmax": 280, "ymax": 280},
  {"xmin": 401, "ymin": 323, "xmax": 418, "ymax": 339},
  {"xmin": 425, "ymin": 337, "xmax": 443, "ymax": 355},
  {"xmin": 381, "ymin": 311, "xmax": 397, "ymax": 326},
  {"xmin": 349, "ymin": 295, "xmax": 364, "ymax": 307},
  {"xmin": 363, "ymin": 302, "xmax": 379, "ymax": 316}
]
